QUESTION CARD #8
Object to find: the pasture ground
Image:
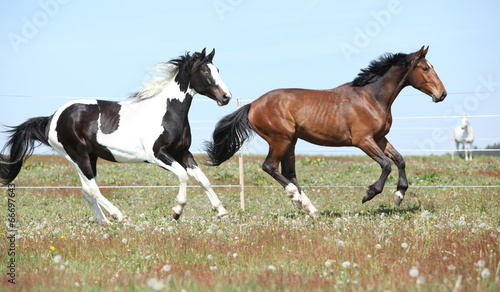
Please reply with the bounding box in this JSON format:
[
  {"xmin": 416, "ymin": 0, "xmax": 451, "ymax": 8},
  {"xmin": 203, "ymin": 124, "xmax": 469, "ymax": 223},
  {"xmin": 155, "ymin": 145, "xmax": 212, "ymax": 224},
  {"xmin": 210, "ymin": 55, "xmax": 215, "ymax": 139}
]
[{"xmin": 1, "ymin": 154, "xmax": 499, "ymax": 291}]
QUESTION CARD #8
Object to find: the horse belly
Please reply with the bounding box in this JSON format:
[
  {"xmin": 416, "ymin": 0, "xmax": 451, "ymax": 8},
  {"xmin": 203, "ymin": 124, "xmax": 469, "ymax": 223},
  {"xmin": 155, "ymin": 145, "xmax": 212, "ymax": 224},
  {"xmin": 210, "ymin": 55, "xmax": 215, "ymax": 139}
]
[
  {"xmin": 298, "ymin": 130, "xmax": 352, "ymax": 147},
  {"xmin": 296, "ymin": 118, "xmax": 352, "ymax": 146},
  {"xmin": 96, "ymin": 117, "xmax": 164, "ymax": 163}
]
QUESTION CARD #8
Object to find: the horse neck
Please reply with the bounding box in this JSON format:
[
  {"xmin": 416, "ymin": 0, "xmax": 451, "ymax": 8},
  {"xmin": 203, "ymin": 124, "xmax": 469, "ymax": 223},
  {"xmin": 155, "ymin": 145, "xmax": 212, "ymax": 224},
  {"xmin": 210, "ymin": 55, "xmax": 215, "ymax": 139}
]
[
  {"xmin": 131, "ymin": 78, "xmax": 196, "ymax": 118},
  {"xmin": 367, "ymin": 65, "xmax": 410, "ymax": 114},
  {"xmin": 158, "ymin": 77, "xmax": 195, "ymax": 104}
]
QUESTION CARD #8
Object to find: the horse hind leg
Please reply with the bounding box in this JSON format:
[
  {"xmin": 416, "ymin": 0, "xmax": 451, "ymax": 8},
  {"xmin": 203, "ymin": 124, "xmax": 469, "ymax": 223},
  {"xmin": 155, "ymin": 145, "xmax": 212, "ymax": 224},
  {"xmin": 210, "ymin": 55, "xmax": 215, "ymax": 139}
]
[
  {"xmin": 63, "ymin": 151, "xmax": 124, "ymax": 225},
  {"xmin": 261, "ymin": 139, "xmax": 303, "ymax": 210},
  {"xmin": 281, "ymin": 139, "xmax": 320, "ymax": 218}
]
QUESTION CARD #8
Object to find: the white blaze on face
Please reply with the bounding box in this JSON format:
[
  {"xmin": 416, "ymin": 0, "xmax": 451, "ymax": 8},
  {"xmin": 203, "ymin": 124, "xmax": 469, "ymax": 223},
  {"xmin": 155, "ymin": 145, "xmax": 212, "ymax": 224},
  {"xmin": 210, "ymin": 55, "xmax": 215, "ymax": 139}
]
[
  {"xmin": 426, "ymin": 60, "xmax": 433, "ymax": 69},
  {"xmin": 207, "ymin": 64, "xmax": 231, "ymax": 98}
]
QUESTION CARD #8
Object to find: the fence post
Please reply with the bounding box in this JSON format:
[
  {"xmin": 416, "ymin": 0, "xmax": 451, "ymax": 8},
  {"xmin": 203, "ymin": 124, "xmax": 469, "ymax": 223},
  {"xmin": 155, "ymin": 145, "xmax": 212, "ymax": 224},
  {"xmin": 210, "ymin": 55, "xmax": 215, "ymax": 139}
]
[{"xmin": 237, "ymin": 98, "xmax": 245, "ymax": 210}]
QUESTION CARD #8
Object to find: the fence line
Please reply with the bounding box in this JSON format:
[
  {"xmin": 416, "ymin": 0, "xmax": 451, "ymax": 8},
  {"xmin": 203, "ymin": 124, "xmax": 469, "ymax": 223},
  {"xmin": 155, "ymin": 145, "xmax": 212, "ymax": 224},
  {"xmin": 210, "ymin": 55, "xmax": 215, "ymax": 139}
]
[{"xmin": 2, "ymin": 185, "xmax": 499, "ymax": 190}]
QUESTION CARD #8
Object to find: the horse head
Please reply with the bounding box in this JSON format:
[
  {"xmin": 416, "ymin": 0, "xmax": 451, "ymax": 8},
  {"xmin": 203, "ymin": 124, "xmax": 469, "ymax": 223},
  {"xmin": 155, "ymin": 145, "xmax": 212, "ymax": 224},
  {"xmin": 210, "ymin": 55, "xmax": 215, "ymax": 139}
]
[
  {"xmin": 406, "ymin": 46, "xmax": 447, "ymax": 103},
  {"xmin": 190, "ymin": 48, "xmax": 232, "ymax": 106},
  {"xmin": 461, "ymin": 116, "xmax": 470, "ymax": 130}
]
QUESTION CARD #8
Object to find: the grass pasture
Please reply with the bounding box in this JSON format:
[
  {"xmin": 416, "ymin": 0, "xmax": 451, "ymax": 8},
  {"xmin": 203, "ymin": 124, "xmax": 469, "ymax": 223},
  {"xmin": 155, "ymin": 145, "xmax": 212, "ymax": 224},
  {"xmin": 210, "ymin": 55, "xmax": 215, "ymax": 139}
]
[{"xmin": 1, "ymin": 154, "xmax": 499, "ymax": 291}]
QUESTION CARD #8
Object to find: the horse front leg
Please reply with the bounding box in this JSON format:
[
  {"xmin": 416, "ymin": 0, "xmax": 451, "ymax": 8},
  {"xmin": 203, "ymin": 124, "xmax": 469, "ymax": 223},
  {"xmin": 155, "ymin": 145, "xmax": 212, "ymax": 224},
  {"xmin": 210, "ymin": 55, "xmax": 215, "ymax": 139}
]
[
  {"xmin": 378, "ymin": 138, "xmax": 408, "ymax": 206},
  {"xmin": 181, "ymin": 152, "xmax": 229, "ymax": 218},
  {"xmin": 358, "ymin": 138, "xmax": 392, "ymax": 204},
  {"xmin": 152, "ymin": 150, "xmax": 189, "ymax": 220},
  {"xmin": 466, "ymin": 143, "xmax": 473, "ymax": 161}
]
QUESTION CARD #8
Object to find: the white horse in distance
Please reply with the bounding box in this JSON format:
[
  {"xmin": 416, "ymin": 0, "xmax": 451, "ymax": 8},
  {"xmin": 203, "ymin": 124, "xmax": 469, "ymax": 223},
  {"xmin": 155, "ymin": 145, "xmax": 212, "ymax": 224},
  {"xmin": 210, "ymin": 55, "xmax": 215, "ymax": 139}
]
[{"xmin": 454, "ymin": 116, "xmax": 474, "ymax": 161}]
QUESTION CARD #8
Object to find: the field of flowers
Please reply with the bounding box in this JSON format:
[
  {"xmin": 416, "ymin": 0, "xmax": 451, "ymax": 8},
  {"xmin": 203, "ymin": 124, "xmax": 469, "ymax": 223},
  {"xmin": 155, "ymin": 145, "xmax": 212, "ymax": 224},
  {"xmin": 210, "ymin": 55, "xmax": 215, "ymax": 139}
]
[{"xmin": 1, "ymin": 154, "xmax": 499, "ymax": 291}]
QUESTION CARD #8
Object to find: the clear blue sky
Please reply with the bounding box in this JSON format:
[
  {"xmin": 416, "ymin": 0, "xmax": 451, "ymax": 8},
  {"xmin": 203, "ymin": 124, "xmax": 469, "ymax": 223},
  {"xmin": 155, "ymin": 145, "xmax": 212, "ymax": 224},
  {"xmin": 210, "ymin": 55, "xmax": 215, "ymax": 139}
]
[{"xmin": 1, "ymin": 0, "xmax": 499, "ymax": 156}]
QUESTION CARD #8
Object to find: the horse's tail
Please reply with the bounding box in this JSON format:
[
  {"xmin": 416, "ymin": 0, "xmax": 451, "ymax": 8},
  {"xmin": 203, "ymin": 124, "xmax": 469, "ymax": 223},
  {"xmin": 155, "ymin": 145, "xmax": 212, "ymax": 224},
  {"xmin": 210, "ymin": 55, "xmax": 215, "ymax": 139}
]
[
  {"xmin": 204, "ymin": 104, "xmax": 253, "ymax": 166},
  {"xmin": 0, "ymin": 116, "xmax": 51, "ymax": 185}
]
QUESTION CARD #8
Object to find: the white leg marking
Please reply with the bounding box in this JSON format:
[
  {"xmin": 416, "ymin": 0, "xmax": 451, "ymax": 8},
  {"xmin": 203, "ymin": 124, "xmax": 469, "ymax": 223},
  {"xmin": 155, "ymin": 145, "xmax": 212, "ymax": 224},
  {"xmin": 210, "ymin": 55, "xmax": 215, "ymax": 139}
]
[
  {"xmin": 187, "ymin": 167, "xmax": 229, "ymax": 217},
  {"xmin": 81, "ymin": 190, "xmax": 110, "ymax": 225},
  {"xmin": 300, "ymin": 191, "xmax": 319, "ymax": 215},
  {"xmin": 165, "ymin": 161, "xmax": 189, "ymax": 217},
  {"xmin": 395, "ymin": 190, "xmax": 404, "ymax": 200},
  {"xmin": 86, "ymin": 178, "xmax": 124, "ymax": 222},
  {"xmin": 285, "ymin": 183, "xmax": 302, "ymax": 209}
]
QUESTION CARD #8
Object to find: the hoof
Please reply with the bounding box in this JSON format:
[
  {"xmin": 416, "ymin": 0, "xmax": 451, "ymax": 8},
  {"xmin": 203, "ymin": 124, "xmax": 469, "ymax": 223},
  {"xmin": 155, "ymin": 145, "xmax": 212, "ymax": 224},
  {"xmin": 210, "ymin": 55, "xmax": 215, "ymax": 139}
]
[
  {"xmin": 112, "ymin": 211, "xmax": 125, "ymax": 222},
  {"xmin": 361, "ymin": 195, "xmax": 370, "ymax": 204},
  {"xmin": 171, "ymin": 209, "xmax": 181, "ymax": 220},
  {"xmin": 98, "ymin": 219, "xmax": 112, "ymax": 226},
  {"xmin": 394, "ymin": 190, "xmax": 404, "ymax": 206},
  {"xmin": 293, "ymin": 199, "xmax": 303, "ymax": 210},
  {"xmin": 216, "ymin": 207, "xmax": 230, "ymax": 218},
  {"xmin": 311, "ymin": 211, "xmax": 321, "ymax": 219},
  {"xmin": 218, "ymin": 212, "xmax": 230, "ymax": 219}
]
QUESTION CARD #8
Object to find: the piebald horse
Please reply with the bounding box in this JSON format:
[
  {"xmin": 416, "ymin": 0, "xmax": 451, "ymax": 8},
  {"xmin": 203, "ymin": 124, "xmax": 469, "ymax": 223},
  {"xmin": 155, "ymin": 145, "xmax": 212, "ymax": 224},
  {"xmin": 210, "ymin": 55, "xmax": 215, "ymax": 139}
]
[
  {"xmin": 0, "ymin": 48, "xmax": 232, "ymax": 224},
  {"xmin": 205, "ymin": 46, "xmax": 447, "ymax": 218}
]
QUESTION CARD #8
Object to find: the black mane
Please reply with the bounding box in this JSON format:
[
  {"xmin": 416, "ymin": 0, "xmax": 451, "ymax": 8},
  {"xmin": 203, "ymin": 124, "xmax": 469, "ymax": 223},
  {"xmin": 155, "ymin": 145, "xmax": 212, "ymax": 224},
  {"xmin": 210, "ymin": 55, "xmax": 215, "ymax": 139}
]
[
  {"xmin": 350, "ymin": 52, "xmax": 415, "ymax": 87},
  {"xmin": 168, "ymin": 51, "xmax": 202, "ymax": 92}
]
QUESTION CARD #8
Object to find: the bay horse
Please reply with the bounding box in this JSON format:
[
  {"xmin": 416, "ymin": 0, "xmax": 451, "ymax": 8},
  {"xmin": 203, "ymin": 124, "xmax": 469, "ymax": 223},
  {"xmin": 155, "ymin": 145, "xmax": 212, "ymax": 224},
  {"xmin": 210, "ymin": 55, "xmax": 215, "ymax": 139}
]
[
  {"xmin": 205, "ymin": 46, "xmax": 447, "ymax": 218},
  {"xmin": 0, "ymin": 48, "xmax": 232, "ymax": 225},
  {"xmin": 455, "ymin": 116, "xmax": 474, "ymax": 161}
]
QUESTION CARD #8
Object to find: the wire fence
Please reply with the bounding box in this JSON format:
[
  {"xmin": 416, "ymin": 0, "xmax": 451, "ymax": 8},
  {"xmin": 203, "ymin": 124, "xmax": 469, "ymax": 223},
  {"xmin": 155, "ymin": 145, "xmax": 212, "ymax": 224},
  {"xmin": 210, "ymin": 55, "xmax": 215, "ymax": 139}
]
[{"xmin": 2, "ymin": 184, "xmax": 499, "ymax": 190}]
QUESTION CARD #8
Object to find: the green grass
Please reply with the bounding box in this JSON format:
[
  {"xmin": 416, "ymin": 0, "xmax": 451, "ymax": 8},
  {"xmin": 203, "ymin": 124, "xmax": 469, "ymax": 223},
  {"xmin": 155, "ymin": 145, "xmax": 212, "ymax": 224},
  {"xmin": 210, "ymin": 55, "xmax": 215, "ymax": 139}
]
[{"xmin": 1, "ymin": 155, "xmax": 499, "ymax": 291}]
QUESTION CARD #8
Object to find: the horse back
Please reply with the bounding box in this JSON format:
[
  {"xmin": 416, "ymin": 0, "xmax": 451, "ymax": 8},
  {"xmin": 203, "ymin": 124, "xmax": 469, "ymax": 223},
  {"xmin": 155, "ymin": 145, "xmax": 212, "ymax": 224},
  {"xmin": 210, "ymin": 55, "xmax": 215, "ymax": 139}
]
[{"xmin": 248, "ymin": 86, "xmax": 388, "ymax": 146}]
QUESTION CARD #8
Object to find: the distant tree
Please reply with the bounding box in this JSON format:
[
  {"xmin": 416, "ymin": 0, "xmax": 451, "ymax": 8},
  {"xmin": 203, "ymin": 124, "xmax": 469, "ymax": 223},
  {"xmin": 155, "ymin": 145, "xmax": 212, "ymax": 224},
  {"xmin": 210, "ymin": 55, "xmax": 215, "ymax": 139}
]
[{"xmin": 474, "ymin": 143, "xmax": 500, "ymax": 157}]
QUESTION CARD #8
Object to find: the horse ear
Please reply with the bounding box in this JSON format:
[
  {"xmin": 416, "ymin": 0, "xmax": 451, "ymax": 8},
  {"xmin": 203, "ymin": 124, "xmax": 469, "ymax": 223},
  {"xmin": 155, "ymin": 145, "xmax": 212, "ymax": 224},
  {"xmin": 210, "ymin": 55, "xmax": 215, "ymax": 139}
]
[
  {"xmin": 207, "ymin": 48, "xmax": 215, "ymax": 62},
  {"xmin": 413, "ymin": 46, "xmax": 425, "ymax": 62},
  {"xmin": 423, "ymin": 46, "xmax": 429, "ymax": 57},
  {"xmin": 198, "ymin": 48, "xmax": 207, "ymax": 61},
  {"xmin": 192, "ymin": 48, "xmax": 206, "ymax": 71}
]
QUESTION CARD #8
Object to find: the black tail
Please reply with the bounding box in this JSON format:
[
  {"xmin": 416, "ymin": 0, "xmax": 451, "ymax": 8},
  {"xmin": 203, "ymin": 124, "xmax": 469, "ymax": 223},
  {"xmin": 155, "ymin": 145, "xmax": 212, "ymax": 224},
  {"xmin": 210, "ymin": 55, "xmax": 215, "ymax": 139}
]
[
  {"xmin": 0, "ymin": 116, "xmax": 51, "ymax": 185},
  {"xmin": 204, "ymin": 104, "xmax": 253, "ymax": 166}
]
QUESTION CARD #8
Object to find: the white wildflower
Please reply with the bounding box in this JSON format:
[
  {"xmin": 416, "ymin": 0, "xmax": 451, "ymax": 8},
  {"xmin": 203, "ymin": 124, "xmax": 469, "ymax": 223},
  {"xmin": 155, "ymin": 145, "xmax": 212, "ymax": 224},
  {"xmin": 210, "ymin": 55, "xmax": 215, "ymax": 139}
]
[
  {"xmin": 162, "ymin": 264, "xmax": 171, "ymax": 272},
  {"xmin": 481, "ymin": 268, "xmax": 491, "ymax": 279},
  {"xmin": 409, "ymin": 267, "xmax": 419, "ymax": 278}
]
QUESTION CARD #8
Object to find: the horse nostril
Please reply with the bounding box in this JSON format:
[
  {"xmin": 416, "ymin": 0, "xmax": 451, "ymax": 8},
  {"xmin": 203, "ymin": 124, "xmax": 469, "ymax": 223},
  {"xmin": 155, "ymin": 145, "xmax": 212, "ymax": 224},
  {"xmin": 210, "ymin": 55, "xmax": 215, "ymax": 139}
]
[{"xmin": 441, "ymin": 91, "xmax": 447, "ymax": 99}]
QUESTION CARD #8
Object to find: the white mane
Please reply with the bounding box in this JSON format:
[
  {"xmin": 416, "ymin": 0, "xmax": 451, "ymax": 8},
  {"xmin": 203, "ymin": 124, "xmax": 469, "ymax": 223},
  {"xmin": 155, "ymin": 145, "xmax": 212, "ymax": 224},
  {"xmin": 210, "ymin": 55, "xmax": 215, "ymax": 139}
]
[{"xmin": 131, "ymin": 62, "xmax": 179, "ymax": 101}]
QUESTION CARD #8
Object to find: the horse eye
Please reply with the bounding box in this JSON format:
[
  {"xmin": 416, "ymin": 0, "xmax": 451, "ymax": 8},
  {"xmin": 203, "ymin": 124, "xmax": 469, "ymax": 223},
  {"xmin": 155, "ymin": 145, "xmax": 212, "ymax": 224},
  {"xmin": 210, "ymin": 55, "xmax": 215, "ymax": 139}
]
[
  {"xmin": 204, "ymin": 70, "xmax": 210, "ymax": 74},
  {"xmin": 422, "ymin": 67, "xmax": 429, "ymax": 72}
]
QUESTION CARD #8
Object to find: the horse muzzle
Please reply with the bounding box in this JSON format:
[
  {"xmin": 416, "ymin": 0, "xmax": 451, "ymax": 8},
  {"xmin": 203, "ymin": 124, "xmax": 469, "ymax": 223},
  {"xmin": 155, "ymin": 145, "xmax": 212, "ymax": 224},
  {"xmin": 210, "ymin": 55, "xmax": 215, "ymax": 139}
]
[
  {"xmin": 432, "ymin": 91, "xmax": 447, "ymax": 103},
  {"xmin": 217, "ymin": 93, "xmax": 232, "ymax": 106}
]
